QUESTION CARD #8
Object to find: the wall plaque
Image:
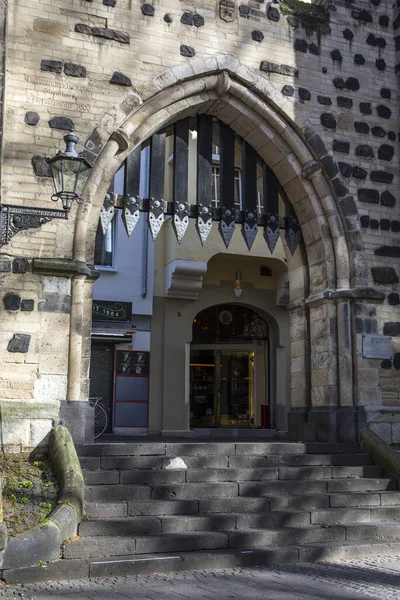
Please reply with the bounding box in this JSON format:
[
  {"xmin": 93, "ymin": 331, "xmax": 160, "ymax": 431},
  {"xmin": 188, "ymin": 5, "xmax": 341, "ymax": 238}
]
[{"xmin": 362, "ymin": 334, "xmax": 393, "ymax": 359}]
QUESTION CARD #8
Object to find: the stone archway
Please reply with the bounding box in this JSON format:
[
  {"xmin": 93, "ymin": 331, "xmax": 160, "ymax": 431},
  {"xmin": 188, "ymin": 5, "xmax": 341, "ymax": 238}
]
[{"xmin": 68, "ymin": 57, "xmax": 366, "ymax": 442}]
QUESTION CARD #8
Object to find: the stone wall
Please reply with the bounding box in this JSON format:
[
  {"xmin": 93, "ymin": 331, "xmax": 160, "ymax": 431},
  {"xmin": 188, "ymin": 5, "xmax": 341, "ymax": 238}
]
[{"xmin": 0, "ymin": 0, "xmax": 399, "ymax": 445}]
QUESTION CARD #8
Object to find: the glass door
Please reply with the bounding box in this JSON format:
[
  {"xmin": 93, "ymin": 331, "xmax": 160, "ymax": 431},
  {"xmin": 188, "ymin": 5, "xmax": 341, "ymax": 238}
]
[
  {"xmin": 219, "ymin": 351, "xmax": 254, "ymax": 427},
  {"xmin": 190, "ymin": 349, "xmax": 254, "ymax": 428}
]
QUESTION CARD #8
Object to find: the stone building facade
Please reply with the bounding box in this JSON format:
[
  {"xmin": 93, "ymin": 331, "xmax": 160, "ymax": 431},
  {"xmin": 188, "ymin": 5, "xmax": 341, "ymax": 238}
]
[{"xmin": 0, "ymin": 0, "xmax": 399, "ymax": 449}]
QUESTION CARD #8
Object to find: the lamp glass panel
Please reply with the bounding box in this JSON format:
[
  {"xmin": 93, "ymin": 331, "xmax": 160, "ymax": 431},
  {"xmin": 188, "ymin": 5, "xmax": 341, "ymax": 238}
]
[{"xmin": 50, "ymin": 162, "xmax": 63, "ymax": 194}]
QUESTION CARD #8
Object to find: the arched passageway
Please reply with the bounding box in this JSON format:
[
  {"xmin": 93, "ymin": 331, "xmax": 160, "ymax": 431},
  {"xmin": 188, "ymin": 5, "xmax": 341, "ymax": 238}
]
[{"xmin": 70, "ymin": 59, "xmax": 365, "ymax": 442}]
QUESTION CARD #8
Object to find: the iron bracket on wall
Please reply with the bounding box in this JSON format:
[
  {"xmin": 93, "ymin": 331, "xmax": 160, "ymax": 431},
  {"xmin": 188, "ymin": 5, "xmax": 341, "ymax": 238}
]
[{"xmin": 0, "ymin": 204, "xmax": 68, "ymax": 246}]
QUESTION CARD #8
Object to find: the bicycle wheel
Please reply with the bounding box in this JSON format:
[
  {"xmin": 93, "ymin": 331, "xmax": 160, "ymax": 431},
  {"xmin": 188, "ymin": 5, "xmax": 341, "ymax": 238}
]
[{"xmin": 94, "ymin": 403, "xmax": 108, "ymax": 439}]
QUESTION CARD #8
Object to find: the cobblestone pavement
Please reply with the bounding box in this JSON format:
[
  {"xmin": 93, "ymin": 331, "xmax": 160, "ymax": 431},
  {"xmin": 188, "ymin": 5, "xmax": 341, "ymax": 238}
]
[{"xmin": 1, "ymin": 556, "xmax": 400, "ymax": 600}]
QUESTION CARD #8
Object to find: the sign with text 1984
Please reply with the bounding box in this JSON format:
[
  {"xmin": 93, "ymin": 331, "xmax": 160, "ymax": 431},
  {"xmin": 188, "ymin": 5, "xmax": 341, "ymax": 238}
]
[
  {"xmin": 92, "ymin": 300, "xmax": 132, "ymax": 322},
  {"xmin": 362, "ymin": 335, "xmax": 393, "ymax": 359}
]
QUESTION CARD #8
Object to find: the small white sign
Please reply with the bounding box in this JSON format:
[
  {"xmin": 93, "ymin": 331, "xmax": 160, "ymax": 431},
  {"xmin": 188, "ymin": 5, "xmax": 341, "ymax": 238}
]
[{"xmin": 363, "ymin": 335, "xmax": 393, "ymax": 359}]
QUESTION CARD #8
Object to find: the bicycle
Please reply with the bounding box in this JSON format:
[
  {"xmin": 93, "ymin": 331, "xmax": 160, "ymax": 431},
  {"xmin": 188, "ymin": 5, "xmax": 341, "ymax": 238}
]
[{"xmin": 89, "ymin": 397, "xmax": 108, "ymax": 439}]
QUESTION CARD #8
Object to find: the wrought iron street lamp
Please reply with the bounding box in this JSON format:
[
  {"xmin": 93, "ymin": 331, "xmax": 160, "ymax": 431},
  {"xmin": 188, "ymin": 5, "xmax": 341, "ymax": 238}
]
[{"xmin": 47, "ymin": 130, "xmax": 92, "ymax": 211}]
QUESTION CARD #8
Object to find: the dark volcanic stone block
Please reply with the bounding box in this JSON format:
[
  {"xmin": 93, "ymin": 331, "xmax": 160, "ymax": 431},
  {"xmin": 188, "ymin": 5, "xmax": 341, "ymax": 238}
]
[
  {"xmin": 321, "ymin": 155, "xmax": 338, "ymax": 178},
  {"xmin": 352, "ymin": 166, "xmax": 367, "ymax": 179},
  {"xmin": 354, "ymin": 54, "xmax": 365, "ymax": 65},
  {"xmin": 378, "ymin": 144, "xmax": 394, "ymax": 161},
  {"xmin": 370, "ymin": 219, "xmax": 379, "ymax": 229},
  {"xmin": 345, "ymin": 77, "xmax": 359, "ymax": 91},
  {"xmin": 381, "ymin": 360, "xmax": 392, "ymax": 369},
  {"xmin": 110, "ymin": 71, "xmax": 132, "ymax": 86},
  {"xmin": 41, "ymin": 59, "xmax": 63, "ymax": 73},
  {"xmin": 308, "ymin": 43, "xmax": 320, "ymax": 55},
  {"xmin": 376, "ymin": 59, "xmax": 386, "ymax": 71},
  {"xmin": 333, "ymin": 77, "xmax": 345, "ymax": 89},
  {"xmin": 370, "ymin": 171, "xmax": 393, "ymax": 183},
  {"xmin": 376, "ymin": 37, "xmax": 386, "ymax": 48},
  {"xmin": 393, "ymin": 354, "xmax": 400, "ymax": 370},
  {"xmin": 354, "ymin": 122, "xmax": 369, "ymax": 134},
  {"xmin": 279, "ymin": 65, "xmax": 298, "ymax": 77},
  {"xmin": 381, "ymin": 191, "xmax": 396, "ymax": 207},
  {"xmin": 351, "ymin": 9, "xmax": 372, "ymax": 22},
  {"xmin": 252, "ymin": 30, "xmax": 264, "ymax": 42},
  {"xmin": 90, "ymin": 27, "xmax": 130, "ymax": 43},
  {"xmin": 387, "ymin": 131, "xmax": 396, "ymax": 141},
  {"xmin": 8, "ymin": 334, "xmax": 31, "ymax": 353},
  {"xmin": 372, "ymin": 267, "xmax": 399, "ymax": 284},
  {"xmin": 366, "ymin": 33, "xmax": 377, "ymax": 46},
  {"xmin": 282, "ymin": 85, "xmax": 294, "ymax": 96},
  {"xmin": 357, "ymin": 189, "xmax": 379, "ymax": 203},
  {"xmin": 267, "ymin": 5, "xmax": 280, "ymax": 21},
  {"xmin": 294, "ymin": 39, "xmax": 308, "ymax": 52},
  {"xmin": 49, "ymin": 116, "xmax": 74, "ymax": 130},
  {"xmin": 391, "ymin": 221, "xmax": 400, "ymax": 232},
  {"xmin": 180, "ymin": 44, "xmax": 195, "ymax": 57},
  {"xmin": 260, "ymin": 61, "xmax": 280, "ymax": 73},
  {"xmin": 193, "ymin": 14, "xmax": 204, "ymax": 26},
  {"xmin": 21, "ymin": 300, "xmax": 34, "ymax": 311},
  {"xmin": 331, "ymin": 49, "xmax": 342, "ymax": 62},
  {"xmin": 321, "ymin": 113, "xmax": 336, "ymax": 129},
  {"xmin": 25, "ymin": 111, "xmax": 40, "ymax": 126},
  {"xmin": 239, "ymin": 5, "xmax": 250, "ymax": 15},
  {"xmin": 104, "ymin": 0, "xmax": 117, "ymax": 6},
  {"xmin": 337, "ymin": 97, "xmax": 353, "ymax": 109},
  {"xmin": 343, "ymin": 29, "xmax": 354, "ymax": 41},
  {"xmin": 371, "ymin": 127, "xmax": 386, "ymax": 138},
  {"xmin": 3, "ymin": 294, "xmax": 21, "ymax": 311},
  {"xmin": 375, "ymin": 246, "xmax": 400, "ymax": 257},
  {"xmin": 13, "ymin": 257, "xmax": 30, "ymax": 273},
  {"xmin": 388, "ymin": 293, "xmax": 400, "ymax": 305},
  {"xmin": 181, "ymin": 11, "xmax": 193, "ymax": 24},
  {"xmin": 380, "ymin": 219, "xmax": 391, "ymax": 230},
  {"xmin": 64, "ymin": 63, "xmax": 86, "ymax": 77},
  {"xmin": 298, "ymin": 88, "xmax": 311, "ymax": 101},
  {"xmin": 355, "ymin": 145, "xmax": 374, "ymax": 158},
  {"xmin": 141, "ymin": 4, "xmax": 154, "ymax": 15},
  {"xmin": 332, "ymin": 177, "xmax": 348, "ymax": 197},
  {"xmin": 380, "ymin": 88, "xmax": 391, "ymax": 99},
  {"xmin": 31, "ymin": 155, "xmax": 52, "ymax": 178},
  {"xmin": 318, "ymin": 96, "xmax": 332, "ymax": 105},
  {"xmin": 360, "ymin": 103, "xmax": 372, "ymax": 115},
  {"xmin": 338, "ymin": 162, "xmax": 352, "ymax": 177},
  {"xmin": 333, "ymin": 140, "xmax": 350, "ymax": 153},
  {"xmin": 360, "ymin": 215, "xmax": 370, "ymax": 228},
  {"xmin": 379, "ymin": 15, "xmax": 389, "ymax": 27},
  {"xmin": 384, "ymin": 323, "xmax": 400, "ymax": 336},
  {"xmin": 377, "ymin": 105, "xmax": 391, "ymax": 119}
]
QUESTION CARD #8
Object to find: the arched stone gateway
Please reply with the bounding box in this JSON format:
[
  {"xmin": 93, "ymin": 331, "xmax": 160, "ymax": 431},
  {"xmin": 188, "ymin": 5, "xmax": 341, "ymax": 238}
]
[{"xmin": 66, "ymin": 58, "xmax": 375, "ymax": 443}]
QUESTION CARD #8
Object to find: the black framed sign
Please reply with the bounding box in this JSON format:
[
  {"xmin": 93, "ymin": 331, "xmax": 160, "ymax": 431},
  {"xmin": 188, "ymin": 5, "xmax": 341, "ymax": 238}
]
[
  {"xmin": 92, "ymin": 300, "xmax": 132, "ymax": 322},
  {"xmin": 116, "ymin": 351, "xmax": 149, "ymax": 375}
]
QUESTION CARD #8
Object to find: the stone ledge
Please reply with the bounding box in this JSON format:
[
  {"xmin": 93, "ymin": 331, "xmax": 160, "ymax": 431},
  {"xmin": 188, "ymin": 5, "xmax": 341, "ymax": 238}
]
[
  {"xmin": 32, "ymin": 258, "xmax": 99, "ymax": 280},
  {"xmin": 0, "ymin": 426, "xmax": 84, "ymax": 574}
]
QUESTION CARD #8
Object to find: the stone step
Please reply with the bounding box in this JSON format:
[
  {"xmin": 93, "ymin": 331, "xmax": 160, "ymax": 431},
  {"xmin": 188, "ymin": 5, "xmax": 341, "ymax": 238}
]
[
  {"xmin": 80, "ymin": 453, "xmax": 371, "ymax": 471},
  {"xmin": 66, "ymin": 521, "xmax": 400, "ymax": 561},
  {"xmin": 7, "ymin": 541, "xmax": 400, "ymax": 584},
  {"xmin": 149, "ymin": 478, "xmax": 395, "ymax": 500},
  {"xmin": 82, "ymin": 465, "xmax": 383, "ymax": 486},
  {"xmin": 79, "ymin": 510, "xmax": 313, "ymax": 535},
  {"xmin": 85, "ymin": 490, "xmax": 400, "ymax": 518},
  {"xmin": 64, "ymin": 525, "xmax": 352, "ymax": 559},
  {"xmin": 76, "ymin": 441, "xmax": 361, "ymax": 457},
  {"xmin": 80, "ymin": 506, "xmax": 400, "ymax": 537}
]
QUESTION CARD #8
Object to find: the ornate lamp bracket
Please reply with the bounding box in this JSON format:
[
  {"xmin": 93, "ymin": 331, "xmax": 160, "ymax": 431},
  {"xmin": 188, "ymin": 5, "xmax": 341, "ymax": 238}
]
[{"xmin": 0, "ymin": 204, "xmax": 68, "ymax": 246}]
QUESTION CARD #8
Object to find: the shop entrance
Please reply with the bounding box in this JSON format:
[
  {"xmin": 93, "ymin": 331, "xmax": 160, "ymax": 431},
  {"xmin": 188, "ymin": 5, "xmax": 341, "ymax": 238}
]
[
  {"xmin": 190, "ymin": 304, "xmax": 268, "ymax": 429},
  {"xmin": 190, "ymin": 349, "xmax": 254, "ymax": 427}
]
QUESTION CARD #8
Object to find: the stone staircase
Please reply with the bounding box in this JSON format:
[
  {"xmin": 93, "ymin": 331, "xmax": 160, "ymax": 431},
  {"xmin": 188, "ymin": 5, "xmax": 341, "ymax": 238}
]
[{"xmin": 63, "ymin": 440, "xmax": 400, "ymax": 578}]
